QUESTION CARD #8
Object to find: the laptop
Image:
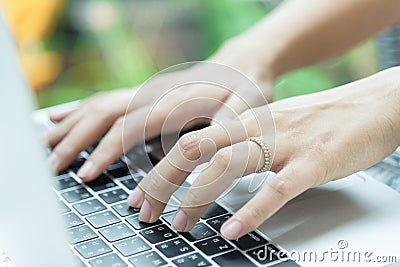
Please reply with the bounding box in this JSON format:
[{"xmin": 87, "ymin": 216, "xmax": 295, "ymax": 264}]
[{"xmin": 1, "ymin": 12, "xmax": 400, "ymax": 267}]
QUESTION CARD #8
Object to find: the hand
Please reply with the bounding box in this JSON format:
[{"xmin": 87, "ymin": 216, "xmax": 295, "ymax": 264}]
[
  {"xmin": 127, "ymin": 67, "xmax": 400, "ymax": 240},
  {"xmin": 47, "ymin": 41, "xmax": 274, "ymax": 181}
]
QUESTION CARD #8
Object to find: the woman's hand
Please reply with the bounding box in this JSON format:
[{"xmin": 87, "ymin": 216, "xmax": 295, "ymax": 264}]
[
  {"xmin": 47, "ymin": 39, "xmax": 274, "ymax": 181},
  {"xmin": 127, "ymin": 67, "xmax": 400, "ymax": 240}
]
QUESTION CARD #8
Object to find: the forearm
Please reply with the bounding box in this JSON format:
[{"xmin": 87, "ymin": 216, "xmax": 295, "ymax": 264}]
[{"xmin": 220, "ymin": 0, "xmax": 400, "ymax": 80}]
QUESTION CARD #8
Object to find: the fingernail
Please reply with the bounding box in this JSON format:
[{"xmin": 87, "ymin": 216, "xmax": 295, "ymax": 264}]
[
  {"xmin": 77, "ymin": 160, "xmax": 93, "ymax": 178},
  {"xmin": 127, "ymin": 187, "xmax": 144, "ymax": 208},
  {"xmin": 172, "ymin": 210, "xmax": 188, "ymax": 232},
  {"xmin": 49, "ymin": 153, "xmax": 59, "ymax": 169},
  {"xmin": 221, "ymin": 219, "xmax": 243, "ymax": 240},
  {"xmin": 139, "ymin": 199, "xmax": 152, "ymax": 222}
]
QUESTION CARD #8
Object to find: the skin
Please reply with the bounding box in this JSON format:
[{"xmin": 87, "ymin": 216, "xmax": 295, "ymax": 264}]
[{"xmin": 48, "ymin": 0, "xmax": 400, "ymax": 238}]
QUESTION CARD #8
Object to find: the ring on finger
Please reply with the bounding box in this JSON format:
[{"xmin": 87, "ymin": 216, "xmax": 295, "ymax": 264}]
[{"xmin": 246, "ymin": 137, "xmax": 272, "ymax": 173}]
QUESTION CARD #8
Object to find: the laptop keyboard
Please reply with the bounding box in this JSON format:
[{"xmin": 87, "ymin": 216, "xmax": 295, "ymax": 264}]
[{"xmin": 51, "ymin": 147, "xmax": 300, "ymax": 267}]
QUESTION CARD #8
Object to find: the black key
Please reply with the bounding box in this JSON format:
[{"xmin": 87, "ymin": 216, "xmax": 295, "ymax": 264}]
[
  {"xmin": 140, "ymin": 224, "xmax": 178, "ymax": 244},
  {"xmin": 113, "ymin": 236, "xmax": 150, "ymax": 257},
  {"xmin": 181, "ymin": 223, "xmax": 216, "ymax": 242},
  {"xmin": 61, "ymin": 187, "xmax": 92, "ymax": 203},
  {"xmin": 126, "ymin": 215, "xmax": 162, "ymax": 230},
  {"xmin": 99, "ymin": 223, "xmax": 135, "ymax": 242},
  {"xmin": 89, "ymin": 253, "xmax": 127, "ymax": 267},
  {"xmin": 86, "ymin": 211, "xmax": 121, "ymax": 229},
  {"xmin": 194, "ymin": 236, "xmax": 233, "ymax": 256},
  {"xmin": 67, "ymin": 225, "xmax": 98, "ymax": 244},
  {"xmin": 231, "ymin": 231, "xmax": 268, "ymax": 250},
  {"xmin": 129, "ymin": 251, "xmax": 167, "ymax": 267},
  {"xmin": 247, "ymin": 244, "xmax": 281, "ymax": 265},
  {"xmin": 68, "ymin": 155, "xmax": 86, "ymax": 172},
  {"xmin": 173, "ymin": 253, "xmax": 212, "ymax": 267},
  {"xmin": 86, "ymin": 174, "xmax": 117, "ymax": 192},
  {"xmin": 120, "ymin": 178, "xmax": 137, "ymax": 190},
  {"xmin": 112, "ymin": 202, "xmax": 139, "ymax": 217},
  {"xmin": 59, "ymin": 201, "xmax": 71, "ymax": 213},
  {"xmin": 156, "ymin": 238, "xmax": 194, "ymax": 258},
  {"xmin": 56, "ymin": 169, "xmax": 69, "ymax": 176},
  {"xmin": 99, "ymin": 189, "xmax": 129, "ymax": 204},
  {"xmin": 73, "ymin": 199, "xmax": 106, "ymax": 216},
  {"xmin": 212, "ymin": 250, "xmax": 256, "ymax": 267},
  {"xmin": 74, "ymin": 239, "xmax": 112, "ymax": 259},
  {"xmin": 53, "ymin": 175, "xmax": 80, "ymax": 191},
  {"xmin": 108, "ymin": 163, "xmax": 131, "ymax": 178},
  {"xmin": 206, "ymin": 214, "xmax": 231, "ymax": 232},
  {"xmin": 201, "ymin": 203, "xmax": 228, "ymax": 219},
  {"xmin": 63, "ymin": 212, "xmax": 84, "ymax": 228}
]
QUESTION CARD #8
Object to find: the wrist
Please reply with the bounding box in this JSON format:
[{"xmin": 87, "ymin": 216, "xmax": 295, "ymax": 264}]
[{"xmin": 210, "ymin": 36, "xmax": 277, "ymax": 84}]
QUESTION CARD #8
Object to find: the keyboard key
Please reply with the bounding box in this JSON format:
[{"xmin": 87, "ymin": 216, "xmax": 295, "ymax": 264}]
[
  {"xmin": 61, "ymin": 187, "xmax": 92, "ymax": 203},
  {"xmin": 73, "ymin": 199, "xmax": 106, "ymax": 216},
  {"xmin": 113, "ymin": 236, "xmax": 150, "ymax": 257},
  {"xmin": 247, "ymin": 244, "xmax": 280, "ymax": 264},
  {"xmin": 99, "ymin": 223, "xmax": 135, "ymax": 242},
  {"xmin": 163, "ymin": 198, "xmax": 179, "ymax": 214},
  {"xmin": 201, "ymin": 203, "xmax": 228, "ymax": 219},
  {"xmin": 250, "ymin": 244, "xmax": 288, "ymax": 263},
  {"xmin": 86, "ymin": 174, "xmax": 117, "ymax": 192},
  {"xmin": 112, "ymin": 202, "xmax": 139, "ymax": 217},
  {"xmin": 86, "ymin": 211, "xmax": 121, "ymax": 229},
  {"xmin": 140, "ymin": 224, "xmax": 178, "ymax": 244},
  {"xmin": 59, "ymin": 201, "xmax": 71, "ymax": 213},
  {"xmin": 212, "ymin": 250, "xmax": 256, "ymax": 267},
  {"xmin": 129, "ymin": 251, "xmax": 167, "ymax": 267},
  {"xmin": 67, "ymin": 225, "xmax": 98, "ymax": 244},
  {"xmin": 126, "ymin": 215, "xmax": 162, "ymax": 230},
  {"xmin": 173, "ymin": 253, "xmax": 211, "ymax": 267},
  {"xmin": 108, "ymin": 163, "xmax": 131, "ymax": 178},
  {"xmin": 68, "ymin": 155, "xmax": 86, "ymax": 172},
  {"xmin": 89, "ymin": 253, "xmax": 127, "ymax": 267},
  {"xmin": 120, "ymin": 178, "xmax": 137, "ymax": 190},
  {"xmin": 156, "ymin": 238, "xmax": 194, "ymax": 258},
  {"xmin": 53, "ymin": 175, "xmax": 80, "ymax": 191},
  {"xmin": 74, "ymin": 239, "xmax": 112, "ymax": 259},
  {"xmin": 231, "ymin": 231, "xmax": 268, "ymax": 250},
  {"xmin": 99, "ymin": 189, "xmax": 129, "ymax": 204},
  {"xmin": 206, "ymin": 214, "xmax": 231, "ymax": 232},
  {"xmin": 195, "ymin": 236, "xmax": 233, "ymax": 256},
  {"xmin": 181, "ymin": 223, "xmax": 216, "ymax": 242},
  {"xmin": 63, "ymin": 212, "xmax": 84, "ymax": 228}
]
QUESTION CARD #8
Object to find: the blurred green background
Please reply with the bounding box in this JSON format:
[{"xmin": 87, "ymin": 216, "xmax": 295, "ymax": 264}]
[{"xmin": 13, "ymin": 0, "xmax": 377, "ymax": 108}]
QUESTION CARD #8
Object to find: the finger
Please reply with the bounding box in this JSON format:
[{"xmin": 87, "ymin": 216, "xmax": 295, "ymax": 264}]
[
  {"xmin": 212, "ymin": 86, "xmax": 269, "ymax": 124},
  {"xmin": 220, "ymin": 160, "xmax": 317, "ymax": 240},
  {"xmin": 47, "ymin": 110, "xmax": 83, "ymax": 148},
  {"xmin": 128, "ymin": 120, "xmax": 254, "ymax": 223},
  {"xmin": 49, "ymin": 105, "xmax": 79, "ymax": 122},
  {"xmin": 172, "ymin": 138, "xmax": 267, "ymax": 232},
  {"xmin": 77, "ymin": 104, "xmax": 168, "ymax": 181},
  {"xmin": 49, "ymin": 114, "xmax": 115, "ymax": 172}
]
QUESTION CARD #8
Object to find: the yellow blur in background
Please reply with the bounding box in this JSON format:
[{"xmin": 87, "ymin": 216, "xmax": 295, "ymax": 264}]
[{"xmin": 1, "ymin": 0, "xmax": 65, "ymax": 90}]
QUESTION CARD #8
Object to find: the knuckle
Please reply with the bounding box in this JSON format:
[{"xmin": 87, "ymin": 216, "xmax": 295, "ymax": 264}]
[
  {"xmin": 54, "ymin": 141, "xmax": 76, "ymax": 158},
  {"xmin": 178, "ymin": 132, "xmax": 202, "ymax": 161},
  {"xmin": 213, "ymin": 147, "xmax": 232, "ymax": 168},
  {"xmin": 268, "ymin": 176, "xmax": 290, "ymax": 199}
]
